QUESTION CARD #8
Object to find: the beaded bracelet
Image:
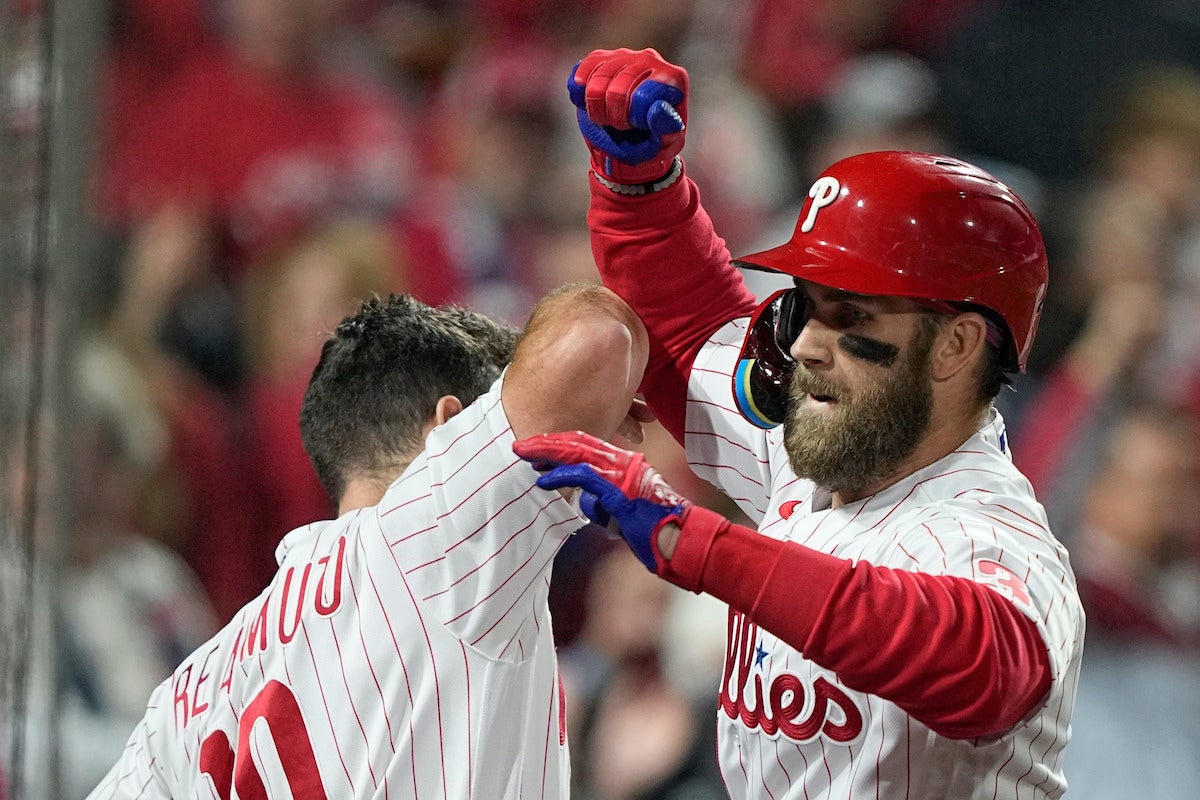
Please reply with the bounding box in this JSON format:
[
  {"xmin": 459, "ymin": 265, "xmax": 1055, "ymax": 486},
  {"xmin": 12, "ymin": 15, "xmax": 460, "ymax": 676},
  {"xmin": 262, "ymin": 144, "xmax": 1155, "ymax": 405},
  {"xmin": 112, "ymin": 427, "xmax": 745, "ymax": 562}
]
[{"xmin": 592, "ymin": 156, "xmax": 683, "ymax": 196}]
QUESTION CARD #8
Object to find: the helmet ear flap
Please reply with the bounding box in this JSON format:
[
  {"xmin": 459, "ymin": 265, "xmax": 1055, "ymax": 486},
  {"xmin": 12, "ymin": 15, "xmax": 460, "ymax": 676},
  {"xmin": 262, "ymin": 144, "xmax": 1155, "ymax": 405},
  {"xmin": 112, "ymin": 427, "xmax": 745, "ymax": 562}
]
[
  {"xmin": 776, "ymin": 289, "xmax": 807, "ymax": 354},
  {"xmin": 734, "ymin": 290, "xmax": 798, "ymax": 429}
]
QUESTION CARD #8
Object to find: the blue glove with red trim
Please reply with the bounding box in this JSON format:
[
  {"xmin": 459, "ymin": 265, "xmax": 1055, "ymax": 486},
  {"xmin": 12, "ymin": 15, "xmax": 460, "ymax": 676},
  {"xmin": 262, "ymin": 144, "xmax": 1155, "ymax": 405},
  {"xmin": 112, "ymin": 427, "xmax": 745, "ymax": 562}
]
[
  {"xmin": 514, "ymin": 431, "xmax": 691, "ymax": 572},
  {"xmin": 568, "ymin": 48, "xmax": 688, "ymax": 185}
]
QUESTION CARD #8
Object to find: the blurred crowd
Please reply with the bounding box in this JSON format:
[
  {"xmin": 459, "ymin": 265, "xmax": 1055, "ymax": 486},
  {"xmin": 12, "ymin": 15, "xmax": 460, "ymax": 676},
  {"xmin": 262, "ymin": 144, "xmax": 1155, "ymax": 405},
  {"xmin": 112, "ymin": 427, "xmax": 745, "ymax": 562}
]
[{"xmin": 5, "ymin": 0, "xmax": 1200, "ymax": 797}]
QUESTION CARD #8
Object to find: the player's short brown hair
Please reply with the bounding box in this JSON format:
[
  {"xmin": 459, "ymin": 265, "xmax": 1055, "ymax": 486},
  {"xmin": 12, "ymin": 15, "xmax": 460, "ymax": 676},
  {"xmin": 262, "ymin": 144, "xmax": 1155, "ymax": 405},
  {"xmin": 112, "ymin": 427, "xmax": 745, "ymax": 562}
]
[{"xmin": 299, "ymin": 294, "xmax": 520, "ymax": 503}]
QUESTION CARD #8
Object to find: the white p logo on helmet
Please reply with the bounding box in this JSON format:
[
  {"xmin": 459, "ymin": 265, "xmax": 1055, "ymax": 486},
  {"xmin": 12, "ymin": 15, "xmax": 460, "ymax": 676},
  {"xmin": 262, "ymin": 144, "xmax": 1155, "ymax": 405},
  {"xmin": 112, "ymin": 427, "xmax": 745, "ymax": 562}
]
[{"xmin": 800, "ymin": 176, "xmax": 841, "ymax": 233}]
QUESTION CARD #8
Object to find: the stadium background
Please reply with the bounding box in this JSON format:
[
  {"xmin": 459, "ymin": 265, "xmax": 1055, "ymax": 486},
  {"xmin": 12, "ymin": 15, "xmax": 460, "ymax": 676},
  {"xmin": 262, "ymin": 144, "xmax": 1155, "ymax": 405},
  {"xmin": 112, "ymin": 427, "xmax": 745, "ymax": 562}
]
[{"xmin": 4, "ymin": 1, "xmax": 1200, "ymax": 797}]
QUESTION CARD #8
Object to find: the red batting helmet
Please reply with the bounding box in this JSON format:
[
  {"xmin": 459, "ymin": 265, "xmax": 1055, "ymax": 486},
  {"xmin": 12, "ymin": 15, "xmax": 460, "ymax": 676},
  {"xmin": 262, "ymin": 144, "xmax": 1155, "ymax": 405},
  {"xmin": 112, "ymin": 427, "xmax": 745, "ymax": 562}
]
[{"xmin": 735, "ymin": 151, "xmax": 1048, "ymax": 372}]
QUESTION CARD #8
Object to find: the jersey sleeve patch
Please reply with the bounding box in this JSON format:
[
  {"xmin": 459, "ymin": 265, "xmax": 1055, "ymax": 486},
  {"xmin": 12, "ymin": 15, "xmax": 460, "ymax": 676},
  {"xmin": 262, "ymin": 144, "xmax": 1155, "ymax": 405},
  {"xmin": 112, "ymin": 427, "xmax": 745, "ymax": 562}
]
[{"xmin": 975, "ymin": 558, "xmax": 1032, "ymax": 609}]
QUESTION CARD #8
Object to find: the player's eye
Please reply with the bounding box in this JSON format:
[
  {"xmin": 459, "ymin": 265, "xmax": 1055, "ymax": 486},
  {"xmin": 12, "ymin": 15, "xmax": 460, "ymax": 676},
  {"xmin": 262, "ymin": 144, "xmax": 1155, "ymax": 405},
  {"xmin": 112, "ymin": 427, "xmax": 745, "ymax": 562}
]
[
  {"xmin": 832, "ymin": 303, "xmax": 869, "ymax": 329},
  {"xmin": 775, "ymin": 289, "xmax": 808, "ymax": 351}
]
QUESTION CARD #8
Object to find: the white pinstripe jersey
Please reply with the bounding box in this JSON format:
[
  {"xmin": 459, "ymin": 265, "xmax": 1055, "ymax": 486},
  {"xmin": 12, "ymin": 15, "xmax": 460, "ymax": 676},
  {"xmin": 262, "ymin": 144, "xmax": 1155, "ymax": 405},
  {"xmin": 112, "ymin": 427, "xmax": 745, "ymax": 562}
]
[
  {"xmin": 87, "ymin": 377, "xmax": 581, "ymax": 800},
  {"xmin": 689, "ymin": 319, "xmax": 1085, "ymax": 800}
]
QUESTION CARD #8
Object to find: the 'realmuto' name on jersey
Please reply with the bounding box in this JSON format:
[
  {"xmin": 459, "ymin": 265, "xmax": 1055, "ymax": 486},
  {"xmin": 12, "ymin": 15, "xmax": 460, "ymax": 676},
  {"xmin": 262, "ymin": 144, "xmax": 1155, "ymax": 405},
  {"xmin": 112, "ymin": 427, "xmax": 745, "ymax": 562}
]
[{"xmin": 170, "ymin": 533, "xmax": 348, "ymax": 732}]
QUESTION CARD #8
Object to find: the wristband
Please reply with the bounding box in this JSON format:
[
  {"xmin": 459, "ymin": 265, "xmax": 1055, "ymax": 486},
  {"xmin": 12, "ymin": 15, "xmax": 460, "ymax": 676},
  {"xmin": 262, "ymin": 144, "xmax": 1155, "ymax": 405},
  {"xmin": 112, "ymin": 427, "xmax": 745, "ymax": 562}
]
[{"xmin": 592, "ymin": 156, "xmax": 683, "ymax": 196}]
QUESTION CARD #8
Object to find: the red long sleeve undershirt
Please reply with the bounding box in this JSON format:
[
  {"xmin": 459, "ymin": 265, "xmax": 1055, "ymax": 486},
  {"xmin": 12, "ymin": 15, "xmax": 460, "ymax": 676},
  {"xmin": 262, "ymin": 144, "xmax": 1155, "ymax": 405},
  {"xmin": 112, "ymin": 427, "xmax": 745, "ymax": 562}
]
[
  {"xmin": 660, "ymin": 504, "xmax": 1053, "ymax": 740},
  {"xmin": 589, "ymin": 166, "xmax": 1053, "ymax": 740},
  {"xmin": 588, "ymin": 171, "xmax": 758, "ymax": 442}
]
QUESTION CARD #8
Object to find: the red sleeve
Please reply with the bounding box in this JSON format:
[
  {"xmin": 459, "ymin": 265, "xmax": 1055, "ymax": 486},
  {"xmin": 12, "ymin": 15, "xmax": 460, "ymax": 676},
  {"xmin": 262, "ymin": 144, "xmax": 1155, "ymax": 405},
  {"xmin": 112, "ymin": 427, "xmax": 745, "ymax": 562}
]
[
  {"xmin": 660, "ymin": 504, "xmax": 1053, "ymax": 739},
  {"xmin": 588, "ymin": 168, "xmax": 759, "ymax": 441}
]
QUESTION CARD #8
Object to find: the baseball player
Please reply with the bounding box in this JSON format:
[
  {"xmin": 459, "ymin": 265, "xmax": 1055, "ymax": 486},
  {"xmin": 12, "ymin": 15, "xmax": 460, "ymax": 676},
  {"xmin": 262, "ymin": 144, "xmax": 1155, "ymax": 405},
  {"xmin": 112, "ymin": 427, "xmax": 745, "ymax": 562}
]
[
  {"xmin": 513, "ymin": 49, "xmax": 1085, "ymax": 798},
  {"xmin": 86, "ymin": 285, "xmax": 650, "ymax": 799}
]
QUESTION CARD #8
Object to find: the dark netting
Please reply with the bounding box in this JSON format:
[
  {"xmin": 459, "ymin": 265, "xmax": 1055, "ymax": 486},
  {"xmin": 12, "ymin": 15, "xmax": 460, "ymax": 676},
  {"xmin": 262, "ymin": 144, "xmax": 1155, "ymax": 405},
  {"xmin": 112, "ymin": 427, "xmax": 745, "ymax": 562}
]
[
  {"xmin": 1, "ymin": 2, "xmax": 53, "ymax": 796},
  {"xmin": 2, "ymin": 1, "xmax": 102, "ymax": 796}
]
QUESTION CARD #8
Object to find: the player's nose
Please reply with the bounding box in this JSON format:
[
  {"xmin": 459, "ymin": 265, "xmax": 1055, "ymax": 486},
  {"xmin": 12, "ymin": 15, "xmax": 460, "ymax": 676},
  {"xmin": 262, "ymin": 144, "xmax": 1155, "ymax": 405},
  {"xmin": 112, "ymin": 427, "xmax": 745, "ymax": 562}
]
[{"xmin": 789, "ymin": 317, "xmax": 835, "ymax": 368}]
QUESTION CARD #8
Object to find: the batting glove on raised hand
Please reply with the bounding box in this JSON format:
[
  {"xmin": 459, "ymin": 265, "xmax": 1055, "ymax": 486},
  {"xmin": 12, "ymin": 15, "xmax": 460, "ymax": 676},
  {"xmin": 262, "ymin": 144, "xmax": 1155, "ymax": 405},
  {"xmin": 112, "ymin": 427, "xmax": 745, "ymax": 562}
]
[
  {"xmin": 514, "ymin": 431, "xmax": 691, "ymax": 573},
  {"xmin": 568, "ymin": 48, "xmax": 688, "ymax": 186}
]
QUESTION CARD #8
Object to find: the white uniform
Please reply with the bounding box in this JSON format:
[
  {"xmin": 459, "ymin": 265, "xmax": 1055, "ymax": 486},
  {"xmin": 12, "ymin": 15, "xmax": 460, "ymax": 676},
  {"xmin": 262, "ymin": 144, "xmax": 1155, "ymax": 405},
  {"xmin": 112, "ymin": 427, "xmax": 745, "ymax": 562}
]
[
  {"xmin": 686, "ymin": 319, "xmax": 1085, "ymax": 800},
  {"xmin": 87, "ymin": 377, "xmax": 581, "ymax": 799}
]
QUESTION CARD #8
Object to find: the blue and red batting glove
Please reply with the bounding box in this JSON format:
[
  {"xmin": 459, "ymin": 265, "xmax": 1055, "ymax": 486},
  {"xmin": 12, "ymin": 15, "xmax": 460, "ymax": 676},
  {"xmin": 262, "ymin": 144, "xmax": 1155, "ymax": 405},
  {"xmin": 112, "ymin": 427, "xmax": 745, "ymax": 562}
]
[
  {"xmin": 514, "ymin": 431, "xmax": 691, "ymax": 573},
  {"xmin": 568, "ymin": 48, "xmax": 688, "ymax": 185}
]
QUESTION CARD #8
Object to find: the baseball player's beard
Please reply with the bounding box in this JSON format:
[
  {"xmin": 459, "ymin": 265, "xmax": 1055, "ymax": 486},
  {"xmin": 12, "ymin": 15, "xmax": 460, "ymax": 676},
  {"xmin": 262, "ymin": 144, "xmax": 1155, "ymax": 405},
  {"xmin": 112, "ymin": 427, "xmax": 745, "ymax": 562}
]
[{"xmin": 782, "ymin": 329, "xmax": 935, "ymax": 497}]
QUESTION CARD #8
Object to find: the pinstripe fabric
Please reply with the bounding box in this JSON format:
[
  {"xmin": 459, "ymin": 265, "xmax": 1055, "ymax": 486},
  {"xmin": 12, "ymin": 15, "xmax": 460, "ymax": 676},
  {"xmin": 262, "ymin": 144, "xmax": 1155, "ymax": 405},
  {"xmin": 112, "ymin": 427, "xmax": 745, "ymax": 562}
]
[
  {"xmin": 87, "ymin": 378, "xmax": 580, "ymax": 799},
  {"xmin": 690, "ymin": 320, "xmax": 1085, "ymax": 800}
]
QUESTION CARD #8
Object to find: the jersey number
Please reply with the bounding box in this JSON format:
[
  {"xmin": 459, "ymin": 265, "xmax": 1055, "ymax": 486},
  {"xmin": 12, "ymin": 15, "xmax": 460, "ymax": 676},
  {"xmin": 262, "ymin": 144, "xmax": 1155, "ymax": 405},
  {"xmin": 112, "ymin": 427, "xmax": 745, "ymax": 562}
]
[{"xmin": 199, "ymin": 680, "xmax": 329, "ymax": 800}]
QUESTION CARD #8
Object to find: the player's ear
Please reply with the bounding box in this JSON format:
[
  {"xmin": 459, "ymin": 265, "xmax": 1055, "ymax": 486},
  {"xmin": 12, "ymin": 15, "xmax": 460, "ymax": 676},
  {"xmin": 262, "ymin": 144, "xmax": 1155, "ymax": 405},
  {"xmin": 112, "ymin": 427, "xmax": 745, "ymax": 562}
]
[
  {"xmin": 930, "ymin": 313, "xmax": 987, "ymax": 382},
  {"xmin": 434, "ymin": 395, "xmax": 465, "ymax": 425}
]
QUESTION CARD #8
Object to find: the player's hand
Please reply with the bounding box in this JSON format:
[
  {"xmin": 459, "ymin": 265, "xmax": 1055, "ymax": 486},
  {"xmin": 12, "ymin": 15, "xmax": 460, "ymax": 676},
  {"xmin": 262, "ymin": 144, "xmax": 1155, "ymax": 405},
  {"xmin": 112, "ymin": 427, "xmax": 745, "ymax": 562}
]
[
  {"xmin": 513, "ymin": 431, "xmax": 690, "ymax": 572},
  {"xmin": 568, "ymin": 48, "xmax": 688, "ymax": 185}
]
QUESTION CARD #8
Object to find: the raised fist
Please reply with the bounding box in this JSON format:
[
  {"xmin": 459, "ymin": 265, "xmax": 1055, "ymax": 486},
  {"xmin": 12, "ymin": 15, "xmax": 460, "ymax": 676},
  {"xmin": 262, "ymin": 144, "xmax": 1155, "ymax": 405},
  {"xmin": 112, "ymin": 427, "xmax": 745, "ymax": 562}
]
[{"xmin": 568, "ymin": 48, "xmax": 689, "ymax": 186}]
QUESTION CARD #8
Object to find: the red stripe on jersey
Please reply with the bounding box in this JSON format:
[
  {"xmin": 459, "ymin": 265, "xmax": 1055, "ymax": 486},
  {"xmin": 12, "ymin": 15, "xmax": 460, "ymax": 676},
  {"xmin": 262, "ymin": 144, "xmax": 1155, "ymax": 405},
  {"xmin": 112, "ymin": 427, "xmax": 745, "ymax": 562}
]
[
  {"xmin": 1012, "ymin": 712, "xmax": 1049, "ymax": 790},
  {"xmin": 465, "ymin": 519, "xmax": 574, "ymax": 647},
  {"xmin": 395, "ymin": 463, "xmax": 430, "ymax": 482},
  {"xmin": 771, "ymin": 738, "xmax": 792, "ymax": 789},
  {"xmin": 919, "ymin": 523, "xmax": 950, "ymax": 557},
  {"xmin": 134, "ymin": 772, "xmax": 154, "ymax": 796},
  {"xmin": 301, "ymin": 621, "xmax": 358, "ymax": 790},
  {"xmin": 689, "ymin": 396, "xmax": 750, "ymax": 418},
  {"xmin": 366, "ymin": 524, "xmax": 419, "ymax": 792},
  {"xmin": 460, "ymin": 642, "xmax": 473, "ymax": 800},
  {"xmin": 437, "ymin": 461, "xmax": 527, "ymax": 533},
  {"xmin": 432, "ymin": 427, "xmax": 508, "ymax": 487},
  {"xmin": 383, "ymin": 525, "xmax": 449, "ymax": 797},
  {"xmin": 540, "ymin": 674, "xmax": 554, "ymax": 799},
  {"xmin": 442, "ymin": 478, "xmax": 536, "ymax": 552},
  {"xmin": 424, "ymin": 495, "xmax": 560, "ymax": 601},
  {"xmin": 347, "ymin": 566, "xmax": 395, "ymax": 747},
  {"xmin": 329, "ymin": 617, "xmax": 381, "ymax": 789},
  {"xmin": 820, "ymin": 739, "xmax": 834, "ymax": 791},
  {"xmin": 687, "ymin": 461, "xmax": 766, "ymax": 489},
  {"xmin": 404, "ymin": 555, "xmax": 446, "ymax": 574},
  {"xmin": 976, "ymin": 509, "xmax": 1049, "ymax": 540},
  {"xmin": 684, "ymin": 427, "xmax": 770, "ymax": 463},
  {"xmin": 556, "ymin": 668, "xmax": 566, "ymax": 746},
  {"xmin": 796, "ymin": 499, "xmax": 869, "ymax": 548},
  {"xmin": 860, "ymin": 482, "xmax": 923, "ymax": 532},
  {"xmin": 736, "ymin": 737, "xmax": 750, "ymax": 789},
  {"xmin": 697, "ymin": 490, "xmax": 766, "ymax": 517},
  {"xmin": 991, "ymin": 742, "xmax": 1018, "ymax": 798},
  {"xmin": 382, "ymin": 492, "xmax": 432, "ymax": 517},
  {"xmin": 757, "ymin": 745, "xmax": 778, "ymax": 800},
  {"xmin": 448, "ymin": 513, "xmax": 570, "ymax": 629},
  {"xmin": 391, "ymin": 523, "xmax": 437, "ymax": 546},
  {"xmin": 426, "ymin": 397, "xmax": 496, "ymax": 458},
  {"xmin": 759, "ymin": 517, "xmax": 787, "ymax": 537}
]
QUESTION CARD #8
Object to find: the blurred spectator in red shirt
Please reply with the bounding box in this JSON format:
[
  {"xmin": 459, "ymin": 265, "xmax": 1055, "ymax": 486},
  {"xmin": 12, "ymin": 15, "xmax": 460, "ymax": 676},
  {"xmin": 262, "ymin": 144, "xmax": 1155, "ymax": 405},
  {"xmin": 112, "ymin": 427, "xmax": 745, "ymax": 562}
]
[
  {"xmin": 97, "ymin": 0, "xmax": 214, "ymax": 220},
  {"xmin": 101, "ymin": 0, "xmax": 421, "ymax": 289},
  {"xmin": 239, "ymin": 221, "xmax": 397, "ymax": 559}
]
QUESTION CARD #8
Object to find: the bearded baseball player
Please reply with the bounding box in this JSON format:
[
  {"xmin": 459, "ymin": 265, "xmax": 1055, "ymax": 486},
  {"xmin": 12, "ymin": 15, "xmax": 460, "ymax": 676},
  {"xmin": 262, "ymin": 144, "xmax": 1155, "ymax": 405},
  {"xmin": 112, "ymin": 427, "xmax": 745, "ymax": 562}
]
[
  {"xmin": 515, "ymin": 49, "xmax": 1085, "ymax": 798},
  {"xmin": 86, "ymin": 285, "xmax": 650, "ymax": 799}
]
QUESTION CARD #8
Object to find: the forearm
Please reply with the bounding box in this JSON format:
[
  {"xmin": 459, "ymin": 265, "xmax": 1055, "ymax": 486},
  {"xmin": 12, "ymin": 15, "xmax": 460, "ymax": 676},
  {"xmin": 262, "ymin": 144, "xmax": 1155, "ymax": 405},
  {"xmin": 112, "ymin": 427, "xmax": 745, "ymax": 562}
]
[
  {"xmin": 504, "ymin": 284, "xmax": 648, "ymax": 441},
  {"xmin": 657, "ymin": 507, "xmax": 1053, "ymax": 739},
  {"xmin": 589, "ymin": 170, "xmax": 758, "ymax": 440}
]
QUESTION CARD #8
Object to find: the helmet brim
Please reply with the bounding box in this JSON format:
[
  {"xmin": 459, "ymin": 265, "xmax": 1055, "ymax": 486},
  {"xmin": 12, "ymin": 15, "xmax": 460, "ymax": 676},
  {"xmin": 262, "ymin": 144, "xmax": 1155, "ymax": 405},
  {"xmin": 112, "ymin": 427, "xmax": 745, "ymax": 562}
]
[{"xmin": 733, "ymin": 240, "xmax": 931, "ymax": 302}]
